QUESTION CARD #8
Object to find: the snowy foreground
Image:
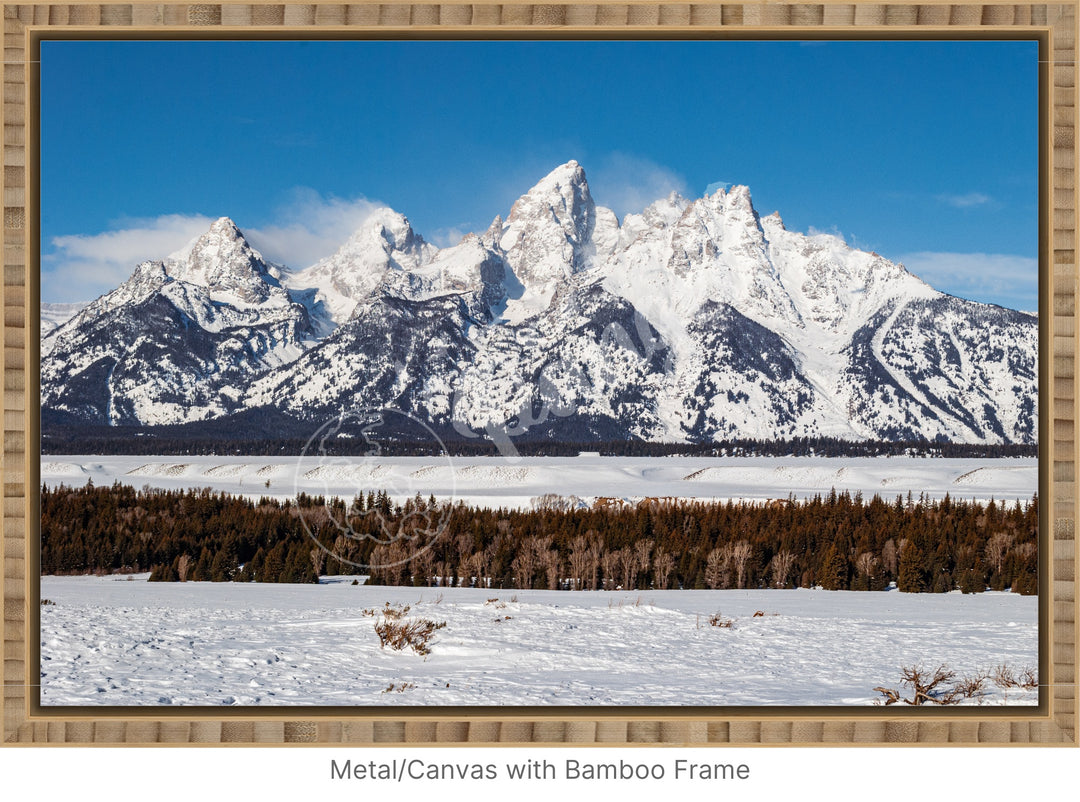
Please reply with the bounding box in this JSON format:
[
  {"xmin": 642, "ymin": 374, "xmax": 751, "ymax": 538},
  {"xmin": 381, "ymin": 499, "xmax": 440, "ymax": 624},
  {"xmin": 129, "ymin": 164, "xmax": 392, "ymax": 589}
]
[
  {"xmin": 40, "ymin": 575, "xmax": 1038, "ymax": 707},
  {"xmin": 41, "ymin": 455, "xmax": 1038, "ymax": 509}
]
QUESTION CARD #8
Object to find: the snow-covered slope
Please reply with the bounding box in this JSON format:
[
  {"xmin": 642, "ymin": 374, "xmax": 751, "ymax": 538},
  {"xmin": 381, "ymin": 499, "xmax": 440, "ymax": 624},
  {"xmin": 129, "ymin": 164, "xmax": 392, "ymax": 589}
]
[
  {"xmin": 287, "ymin": 208, "xmax": 436, "ymax": 330},
  {"xmin": 41, "ymin": 163, "xmax": 1038, "ymax": 445},
  {"xmin": 41, "ymin": 218, "xmax": 316, "ymax": 425},
  {"xmin": 40, "ymin": 301, "xmax": 88, "ymax": 353}
]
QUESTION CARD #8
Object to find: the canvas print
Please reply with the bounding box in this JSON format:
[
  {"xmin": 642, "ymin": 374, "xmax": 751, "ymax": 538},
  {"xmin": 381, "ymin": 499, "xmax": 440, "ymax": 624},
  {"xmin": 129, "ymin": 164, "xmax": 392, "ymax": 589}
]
[{"xmin": 37, "ymin": 39, "xmax": 1039, "ymax": 706}]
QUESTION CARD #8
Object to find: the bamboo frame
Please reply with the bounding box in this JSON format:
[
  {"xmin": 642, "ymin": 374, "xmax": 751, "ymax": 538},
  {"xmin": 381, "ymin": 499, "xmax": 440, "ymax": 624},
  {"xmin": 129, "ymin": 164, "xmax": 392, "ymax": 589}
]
[{"xmin": 1, "ymin": 1, "xmax": 1076, "ymax": 746}]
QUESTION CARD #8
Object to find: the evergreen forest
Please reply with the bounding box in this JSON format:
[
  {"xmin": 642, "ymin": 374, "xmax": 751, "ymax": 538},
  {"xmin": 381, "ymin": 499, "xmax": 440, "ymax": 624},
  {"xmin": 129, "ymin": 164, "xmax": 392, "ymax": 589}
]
[{"xmin": 40, "ymin": 481, "xmax": 1039, "ymax": 595}]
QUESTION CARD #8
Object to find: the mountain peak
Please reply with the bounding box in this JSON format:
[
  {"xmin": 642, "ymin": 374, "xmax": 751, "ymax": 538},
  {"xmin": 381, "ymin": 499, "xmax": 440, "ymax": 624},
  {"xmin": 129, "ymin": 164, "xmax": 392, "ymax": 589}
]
[
  {"xmin": 510, "ymin": 161, "xmax": 589, "ymax": 217},
  {"xmin": 359, "ymin": 208, "xmax": 423, "ymax": 253},
  {"xmin": 209, "ymin": 216, "xmax": 242, "ymax": 237},
  {"xmin": 499, "ymin": 161, "xmax": 597, "ymax": 306},
  {"xmin": 549, "ymin": 159, "xmax": 584, "ymax": 180},
  {"xmin": 725, "ymin": 184, "xmax": 754, "ymax": 209},
  {"xmin": 161, "ymin": 216, "xmax": 284, "ymax": 305},
  {"xmin": 166, "ymin": 216, "xmax": 249, "ymax": 264},
  {"xmin": 187, "ymin": 216, "xmax": 258, "ymax": 264}
]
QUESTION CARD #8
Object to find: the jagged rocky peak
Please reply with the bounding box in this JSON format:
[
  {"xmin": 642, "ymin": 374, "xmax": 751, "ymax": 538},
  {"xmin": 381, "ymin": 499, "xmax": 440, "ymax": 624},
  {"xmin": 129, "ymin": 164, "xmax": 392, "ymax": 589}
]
[
  {"xmin": 506, "ymin": 159, "xmax": 591, "ymax": 219},
  {"xmin": 763, "ymin": 210, "xmax": 785, "ymax": 230},
  {"xmin": 499, "ymin": 160, "xmax": 597, "ymax": 281},
  {"xmin": 716, "ymin": 182, "xmax": 753, "ymax": 206},
  {"xmin": 164, "ymin": 216, "xmax": 281, "ymax": 304},
  {"xmin": 619, "ymin": 191, "xmax": 689, "ymax": 246},
  {"xmin": 695, "ymin": 183, "xmax": 763, "ymax": 236},
  {"xmin": 325, "ymin": 207, "xmax": 435, "ymax": 272},
  {"xmin": 210, "ymin": 215, "xmax": 243, "ymax": 237},
  {"xmin": 359, "ymin": 208, "xmax": 429, "ymax": 257},
  {"xmin": 176, "ymin": 216, "xmax": 253, "ymax": 263},
  {"xmin": 480, "ymin": 214, "xmax": 504, "ymax": 249}
]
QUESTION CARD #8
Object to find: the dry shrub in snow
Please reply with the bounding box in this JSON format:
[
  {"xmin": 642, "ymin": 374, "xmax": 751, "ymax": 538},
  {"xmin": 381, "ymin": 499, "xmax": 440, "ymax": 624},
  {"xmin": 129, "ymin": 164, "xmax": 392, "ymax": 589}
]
[
  {"xmin": 874, "ymin": 663, "xmax": 1027, "ymax": 705},
  {"xmin": 993, "ymin": 663, "xmax": 1038, "ymax": 690},
  {"xmin": 709, "ymin": 613, "xmax": 734, "ymax": 628},
  {"xmin": 950, "ymin": 673, "xmax": 988, "ymax": 700},
  {"xmin": 380, "ymin": 602, "xmax": 411, "ymax": 620},
  {"xmin": 874, "ymin": 664, "xmax": 956, "ymax": 705},
  {"xmin": 374, "ymin": 616, "xmax": 447, "ymax": 657}
]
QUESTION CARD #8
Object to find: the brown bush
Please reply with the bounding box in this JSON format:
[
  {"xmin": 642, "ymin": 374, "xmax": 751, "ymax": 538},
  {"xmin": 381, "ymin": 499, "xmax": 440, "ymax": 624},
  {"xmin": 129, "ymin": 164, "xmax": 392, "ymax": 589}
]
[
  {"xmin": 992, "ymin": 663, "xmax": 1038, "ymax": 690},
  {"xmin": 875, "ymin": 664, "xmax": 1006, "ymax": 705},
  {"xmin": 875, "ymin": 664, "xmax": 957, "ymax": 705},
  {"xmin": 374, "ymin": 616, "xmax": 447, "ymax": 656},
  {"xmin": 380, "ymin": 602, "xmax": 411, "ymax": 620}
]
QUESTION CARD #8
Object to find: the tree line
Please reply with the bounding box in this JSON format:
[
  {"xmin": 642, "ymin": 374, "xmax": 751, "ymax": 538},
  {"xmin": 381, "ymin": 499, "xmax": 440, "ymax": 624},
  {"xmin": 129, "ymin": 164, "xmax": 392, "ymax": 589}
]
[
  {"xmin": 42, "ymin": 413, "xmax": 1036, "ymax": 460},
  {"xmin": 40, "ymin": 481, "xmax": 1038, "ymax": 595}
]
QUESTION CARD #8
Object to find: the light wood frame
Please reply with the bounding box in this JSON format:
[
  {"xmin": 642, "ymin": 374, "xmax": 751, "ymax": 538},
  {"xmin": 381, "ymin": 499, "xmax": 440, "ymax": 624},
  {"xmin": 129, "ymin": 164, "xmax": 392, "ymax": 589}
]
[{"xmin": 1, "ymin": 1, "xmax": 1076, "ymax": 745}]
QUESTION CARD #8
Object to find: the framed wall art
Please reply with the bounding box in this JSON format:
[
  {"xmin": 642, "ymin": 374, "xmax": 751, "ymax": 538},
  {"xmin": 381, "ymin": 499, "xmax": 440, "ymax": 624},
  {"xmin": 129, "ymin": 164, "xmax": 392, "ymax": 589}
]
[{"xmin": 1, "ymin": 1, "xmax": 1076, "ymax": 747}]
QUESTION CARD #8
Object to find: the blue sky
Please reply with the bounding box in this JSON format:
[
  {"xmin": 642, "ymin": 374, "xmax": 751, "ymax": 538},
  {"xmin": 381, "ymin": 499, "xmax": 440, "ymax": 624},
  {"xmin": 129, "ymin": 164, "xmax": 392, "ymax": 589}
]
[{"xmin": 41, "ymin": 39, "xmax": 1038, "ymax": 310}]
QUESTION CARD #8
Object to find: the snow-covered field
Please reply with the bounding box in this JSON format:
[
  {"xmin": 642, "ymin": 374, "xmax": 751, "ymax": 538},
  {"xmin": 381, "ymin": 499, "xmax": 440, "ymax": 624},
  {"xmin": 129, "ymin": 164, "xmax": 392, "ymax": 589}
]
[
  {"xmin": 39, "ymin": 454, "xmax": 1039, "ymax": 707},
  {"xmin": 39, "ymin": 575, "xmax": 1037, "ymax": 707},
  {"xmin": 40, "ymin": 454, "xmax": 1038, "ymax": 509}
]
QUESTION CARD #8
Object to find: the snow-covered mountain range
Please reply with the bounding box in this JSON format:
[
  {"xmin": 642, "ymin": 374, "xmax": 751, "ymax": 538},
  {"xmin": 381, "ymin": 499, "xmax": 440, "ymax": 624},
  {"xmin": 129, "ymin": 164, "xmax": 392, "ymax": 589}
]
[{"xmin": 41, "ymin": 161, "xmax": 1038, "ymax": 446}]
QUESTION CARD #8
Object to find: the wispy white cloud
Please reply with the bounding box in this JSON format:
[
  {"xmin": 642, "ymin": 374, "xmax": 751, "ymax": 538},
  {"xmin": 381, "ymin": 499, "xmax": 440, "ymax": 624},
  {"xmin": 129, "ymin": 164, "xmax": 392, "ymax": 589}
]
[
  {"xmin": 429, "ymin": 226, "xmax": 471, "ymax": 249},
  {"xmin": 43, "ymin": 214, "xmax": 215, "ymax": 303},
  {"xmin": 588, "ymin": 153, "xmax": 689, "ymax": 218},
  {"xmin": 243, "ymin": 189, "xmax": 384, "ymax": 268},
  {"xmin": 42, "ymin": 190, "xmax": 389, "ymax": 302},
  {"xmin": 897, "ymin": 251, "xmax": 1039, "ymax": 312},
  {"xmin": 806, "ymin": 225, "xmax": 847, "ymax": 243},
  {"xmin": 935, "ymin": 192, "xmax": 994, "ymax": 209}
]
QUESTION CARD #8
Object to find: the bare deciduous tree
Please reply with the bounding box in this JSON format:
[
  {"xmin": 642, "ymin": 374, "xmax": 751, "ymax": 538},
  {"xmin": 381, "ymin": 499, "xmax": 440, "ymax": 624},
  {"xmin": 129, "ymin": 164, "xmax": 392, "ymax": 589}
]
[
  {"xmin": 653, "ymin": 547, "xmax": 675, "ymax": 590},
  {"xmin": 309, "ymin": 547, "xmax": 325, "ymax": 578},
  {"xmin": 542, "ymin": 548, "xmax": 561, "ymax": 590},
  {"xmin": 768, "ymin": 549, "xmax": 796, "ymax": 588},
  {"xmin": 413, "ymin": 545, "xmax": 435, "ymax": 587},
  {"xmin": 617, "ymin": 548, "xmax": 635, "ymax": 590},
  {"xmin": 855, "ymin": 551, "xmax": 878, "ymax": 585},
  {"xmin": 730, "ymin": 540, "xmax": 752, "ymax": 589},
  {"xmin": 568, "ymin": 535, "xmax": 591, "ymax": 591},
  {"xmin": 512, "ymin": 545, "xmax": 538, "ymax": 590},
  {"xmin": 633, "ymin": 539, "xmax": 654, "ymax": 589},
  {"xmin": 434, "ymin": 560, "xmax": 451, "ymax": 588},
  {"xmin": 387, "ymin": 541, "xmax": 409, "ymax": 585},
  {"xmin": 704, "ymin": 547, "xmax": 728, "ymax": 589},
  {"xmin": 881, "ymin": 539, "xmax": 898, "ymax": 575},
  {"xmin": 455, "ymin": 532, "xmax": 474, "ymax": 568},
  {"xmin": 600, "ymin": 549, "xmax": 620, "ymax": 590},
  {"xmin": 586, "ymin": 544, "xmax": 601, "ymax": 590},
  {"xmin": 1011, "ymin": 541, "xmax": 1036, "ymax": 561},
  {"xmin": 466, "ymin": 549, "xmax": 487, "ymax": 590},
  {"xmin": 985, "ymin": 531, "xmax": 1014, "ymax": 574}
]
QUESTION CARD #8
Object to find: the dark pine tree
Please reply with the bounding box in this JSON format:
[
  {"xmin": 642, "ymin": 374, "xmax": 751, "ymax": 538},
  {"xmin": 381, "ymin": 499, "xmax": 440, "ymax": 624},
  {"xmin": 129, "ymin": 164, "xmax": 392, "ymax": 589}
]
[{"xmin": 897, "ymin": 539, "xmax": 928, "ymax": 593}]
